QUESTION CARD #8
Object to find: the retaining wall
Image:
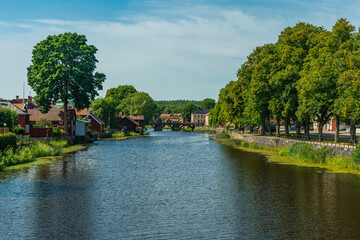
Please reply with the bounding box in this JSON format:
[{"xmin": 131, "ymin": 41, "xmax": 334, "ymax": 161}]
[{"xmin": 227, "ymin": 130, "xmax": 355, "ymax": 157}]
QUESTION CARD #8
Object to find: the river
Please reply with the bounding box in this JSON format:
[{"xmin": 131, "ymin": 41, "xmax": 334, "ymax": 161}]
[{"xmin": 1, "ymin": 130, "xmax": 360, "ymax": 239}]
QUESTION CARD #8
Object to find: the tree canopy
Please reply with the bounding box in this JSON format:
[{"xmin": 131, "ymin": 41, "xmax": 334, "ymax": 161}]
[
  {"xmin": 0, "ymin": 107, "xmax": 18, "ymax": 131},
  {"xmin": 27, "ymin": 32, "xmax": 105, "ymax": 133},
  {"xmin": 200, "ymin": 98, "xmax": 215, "ymax": 109},
  {"xmin": 210, "ymin": 18, "xmax": 360, "ymax": 143}
]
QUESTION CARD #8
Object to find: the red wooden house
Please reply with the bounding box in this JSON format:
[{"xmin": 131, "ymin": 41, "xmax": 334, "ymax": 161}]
[
  {"xmin": 83, "ymin": 111, "xmax": 105, "ymax": 133},
  {"xmin": 117, "ymin": 116, "xmax": 139, "ymax": 132}
]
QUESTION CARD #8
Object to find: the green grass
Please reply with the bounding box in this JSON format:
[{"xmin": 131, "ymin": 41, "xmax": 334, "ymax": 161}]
[
  {"xmin": 217, "ymin": 138, "xmax": 360, "ymax": 174},
  {"xmin": 49, "ymin": 140, "xmax": 70, "ymax": 148}
]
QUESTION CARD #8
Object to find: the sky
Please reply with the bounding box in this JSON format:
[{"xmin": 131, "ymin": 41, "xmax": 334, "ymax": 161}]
[{"xmin": 1, "ymin": 0, "xmax": 360, "ymax": 101}]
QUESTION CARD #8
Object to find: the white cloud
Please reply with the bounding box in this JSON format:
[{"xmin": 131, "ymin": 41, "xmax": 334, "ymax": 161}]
[{"xmin": 0, "ymin": 6, "xmax": 285, "ymax": 100}]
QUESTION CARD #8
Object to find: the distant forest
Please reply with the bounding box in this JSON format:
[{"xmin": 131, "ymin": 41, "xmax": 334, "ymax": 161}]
[
  {"xmin": 156, "ymin": 100, "xmax": 201, "ymax": 114},
  {"xmin": 155, "ymin": 100, "xmax": 200, "ymax": 107}
]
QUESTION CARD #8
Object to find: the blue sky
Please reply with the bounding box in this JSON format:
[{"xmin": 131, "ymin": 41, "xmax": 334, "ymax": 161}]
[{"xmin": 1, "ymin": 0, "xmax": 360, "ymax": 101}]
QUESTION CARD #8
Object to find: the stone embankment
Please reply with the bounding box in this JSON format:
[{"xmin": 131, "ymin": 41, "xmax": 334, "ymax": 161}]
[{"xmin": 196, "ymin": 127, "xmax": 355, "ymax": 157}]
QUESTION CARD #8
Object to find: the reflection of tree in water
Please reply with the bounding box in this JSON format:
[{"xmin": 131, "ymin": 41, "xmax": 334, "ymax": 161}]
[
  {"xmin": 31, "ymin": 153, "xmax": 96, "ymax": 239},
  {"xmin": 220, "ymin": 144, "xmax": 360, "ymax": 238}
]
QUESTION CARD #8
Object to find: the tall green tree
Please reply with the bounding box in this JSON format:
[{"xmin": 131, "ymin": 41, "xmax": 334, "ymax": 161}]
[
  {"xmin": 182, "ymin": 103, "xmax": 198, "ymax": 122},
  {"xmin": 91, "ymin": 97, "xmax": 117, "ymax": 128},
  {"xmin": 106, "ymin": 85, "xmax": 137, "ymax": 104},
  {"xmin": 200, "ymin": 98, "xmax": 215, "ymax": 109},
  {"xmin": 27, "ymin": 32, "xmax": 105, "ymax": 134},
  {"xmin": 0, "ymin": 107, "xmax": 18, "ymax": 131},
  {"xmin": 119, "ymin": 92, "xmax": 158, "ymax": 124}
]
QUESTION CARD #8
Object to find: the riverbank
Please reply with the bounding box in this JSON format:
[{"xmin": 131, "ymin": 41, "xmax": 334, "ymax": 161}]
[
  {"xmin": 4, "ymin": 144, "xmax": 89, "ymax": 171},
  {"xmin": 215, "ymin": 136, "xmax": 360, "ymax": 175}
]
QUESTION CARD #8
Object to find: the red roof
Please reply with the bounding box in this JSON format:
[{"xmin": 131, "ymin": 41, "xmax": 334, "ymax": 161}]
[
  {"xmin": 76, "ymin": 108, "xmax": 91, "ymax": 117},
  {"xmin": 28, "ymin": 108, "xmax": 76, "ymax": 122},
  {"xmin": 13, "ymin": 103, "xmax": 25, "ymax": 109}
]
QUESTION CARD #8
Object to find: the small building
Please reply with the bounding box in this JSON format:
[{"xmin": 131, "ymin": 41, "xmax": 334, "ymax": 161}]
[
  {"xmin": 0, "ymin": 101, "xmax": 30, "ymax": 133},
  {"xmin": 75, "ymin": 120, "xmax": 90, "ymax": 137},
  {"xmin": 83, "ymin": 111, "xmax": 105, "ymax": 133},
  {"xmin": 117, "ymin": 116, "xmax": 139, "ymax": 132},
  {"xmin": 191, "ymin": 109, "xmax": 210, "ymax": 126},
  {"xmin": 128, "ymin": 115, "xmax": 144, "ymax": 127}
]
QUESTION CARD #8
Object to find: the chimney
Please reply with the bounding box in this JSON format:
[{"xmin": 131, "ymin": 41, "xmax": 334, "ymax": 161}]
[
  {"xmin": 16, "ymin": 95, "xmax": 19, "ymax": 100},
  {"xmin": 28, "ymin": 96, "xmax": 32, "ymax": 101}
]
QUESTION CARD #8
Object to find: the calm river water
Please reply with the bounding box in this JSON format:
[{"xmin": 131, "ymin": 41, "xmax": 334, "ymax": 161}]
[{"xmin": 1, "ymin": 130, "xmax": 360, "ymax": 239}]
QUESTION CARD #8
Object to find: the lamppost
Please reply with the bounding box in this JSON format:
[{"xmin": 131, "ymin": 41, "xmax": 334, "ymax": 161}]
[{"xmin": 3, "ymin": 123, "xmax": 6, "ymax": 134}]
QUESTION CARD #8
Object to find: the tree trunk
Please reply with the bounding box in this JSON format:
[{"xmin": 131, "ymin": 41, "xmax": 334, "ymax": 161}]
[
  {"xmin": 304, "ymin": 116, "xmax": 310, "ymax": 140},
  {"xmin": 267, "ymin": 117, "xmax": 272, "ymax": 136},
  {"xmin": 261, "ymin": 119, "xmax": 266, "ymax": 135},
  {"xmin": 349, "ymin": 120, "xmax": 357, "ymax": 145},
  {"xmin": 284, "ymin": 117, "xmax": 289, "ymax": 138},
  {"xmin": 335, "ymin": 115, "xmax": 340, "ymax": 144},
  {"xmin": 276, "ymin": 117, "xmax": 280, "ymax": 137},
  {"xmin": 318, "ymin": 122, "xmax": 323, "ymax": 141},
  {"xmin": 295, "ymin": 119, "xmax": 301, "ymax": 139},
  {"xmin": 63, "ymin": 99, "xmax": 69, "ymax": 135}
]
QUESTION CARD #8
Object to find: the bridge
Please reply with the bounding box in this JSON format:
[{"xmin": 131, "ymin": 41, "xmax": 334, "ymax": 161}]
[{"xmin": 149, "ymin": 122, "xmax": 196, "ymax": 131}]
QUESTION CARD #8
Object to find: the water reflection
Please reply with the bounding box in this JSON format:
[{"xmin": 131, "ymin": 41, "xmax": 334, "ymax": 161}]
[{"xmin": 1, "ymin": 131, "xmax": 360, "ymax": 239}]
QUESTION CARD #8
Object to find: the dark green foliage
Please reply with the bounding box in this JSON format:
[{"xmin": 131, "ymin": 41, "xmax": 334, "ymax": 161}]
[
  {"xmin": 181, "ymin": 103, "xmax": 198, "ymax": 122},
  {"xmin": 351, "ymin": 145, "xmax": 360, "ymax": 164},
  {"xmin": 27, "ymin": 32, "xmax": 105, "ymax": 133},
  {"xmin": 288, "ymin": 142, "xmax": 332, "ymax": 163},
  {"xmin": 106, "ymin": 85, "xmax": 137, "ymax": 103},
  {"xmin": 215, "ymin": 132, "xmax": 230, "ymax": 139},
  {"xmin": 200, "ymin": 98, "xmax": 216, "ymax": 109},
  {"xmin": 53, "ymin": 127, "xmax": 66, "ymax": 138},
  {"xmin": 0, "ymin": 133, "xmax": 16, "ymax": 151},
  {"xmin": 13, "ymin": 127, "xmax": 25, "ymax": 135},
  {"xmin": 0, "ymin": 107, "xmax": 18, "ymax": 131},
  {"xmin": 156, "ymin": 100, "xmax": 201, "ymax": 114}
]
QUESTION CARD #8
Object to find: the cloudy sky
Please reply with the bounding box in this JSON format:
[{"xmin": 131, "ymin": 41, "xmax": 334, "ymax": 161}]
[{"xmin": 1, "ymin": 0, "xmax": 360, "ymax": 101}]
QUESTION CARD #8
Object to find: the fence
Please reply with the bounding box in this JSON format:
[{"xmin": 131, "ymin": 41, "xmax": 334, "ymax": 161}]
[
  {"xmin": 0, "ymin": 127, "xmax": 9, "ymax": 134},
  {"xmin": 29, "ymin": 128, "xmax": 53, "ymax": 138}
]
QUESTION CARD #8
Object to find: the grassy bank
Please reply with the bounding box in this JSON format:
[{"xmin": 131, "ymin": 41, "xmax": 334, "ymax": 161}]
[
  {"xmin": 101, "ymin": 131, "xmax": 148, "ymax": 141},
  {"xmin": 0, "ymin": 140, "xmax": 89, "ymax": 171},
  {"xmin": 181, "ymin": 127, "xmax": 217, "ymax": 134},
  {"xmin": 215, "ymin": 132, "xmax": 360, "ymax": 175}
]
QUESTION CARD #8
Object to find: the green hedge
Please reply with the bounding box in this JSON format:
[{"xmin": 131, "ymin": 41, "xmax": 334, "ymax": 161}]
[{"xmin": 0, "ymin": 133, "xmax": 17, "ymax": 151}]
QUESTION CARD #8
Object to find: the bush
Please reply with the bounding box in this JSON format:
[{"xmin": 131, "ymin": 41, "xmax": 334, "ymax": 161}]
[
  {"xmin": 241, "ymin": 141, "xmax": 250, "ymax": 147},
  {"xmin": 31, "ymin": 142, "xmax": 61, "ymax": 158},
  {"xmin": 49, "ymin": 140, "xmax": 69, "ymax": 148},
  {"xmin": 215, "ymin": 132, "xmax": 230, "ymax": 139},
  {"xmin": 13, "ymin": 127, "xmax": 25, "ymax": 135},
  {"xmin": 288, "ymin": 142, "xmax": 332, "ymax": 163},
  {"xmin": 0, "ymin": 133, "xmax": 17, "ymax": 151},
  {"xmin": 112, "ymin": 131, "xmax": 126, "ymax": 138},
  {"xmin": 352, "ymin": 145, "xmax": 360, "ymax": 164},
  {"xmin": 0, "ymin": 147, "xmax": 34, "ymax": 167},
  {"xmin": 53, "ymin": 127, "xmax": 66, "ymax": 138}
]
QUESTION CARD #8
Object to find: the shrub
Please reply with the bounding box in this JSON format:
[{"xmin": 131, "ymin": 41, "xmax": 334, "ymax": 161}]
[
  {"xmin": 49, "ymin": 140, "xmax": 69, "ymax": 148},
  {"xmin": 31, "ymin": 142, "xmax": 61, "ymax": 158},
  {"xmin": 53, "ymin": 127, "xmax": 66, "ymax": 138},
  {"xmin": 0, "ymin": 133, "xmax": 17, "ymax": 151},
  {"xmin": 241, "ymin": 141, "xmax": 250, "ymax": 147},
  {"xmin": 112, "ymin": 131, "xmax": 126, "ymax": 138},
  {"xmin": 288, "ymin": 142, "xmax": 332, "ymax": 163},
  {"xmin": 34, "ymin": 118, "xmax": 53, "ymax": 128},
  {"xmin": 13, "ymin": 127, "xmax": 25, "ymax": 135},
  {"xmin": 215, "ymin": 132, "xmax": 230, "ymax": 139},
  {"xmin": 0, "ymin": 147, "xmax": 34, "ymax": 167},
  {"xmin": 352, "ymin": 145, "xmax": 360, "ymax": 164}
]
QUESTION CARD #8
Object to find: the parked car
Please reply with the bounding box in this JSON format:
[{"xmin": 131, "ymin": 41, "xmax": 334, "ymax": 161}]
[{"xmin": 289, "ymin": 125, "xmax": 296, "ymax": 130}]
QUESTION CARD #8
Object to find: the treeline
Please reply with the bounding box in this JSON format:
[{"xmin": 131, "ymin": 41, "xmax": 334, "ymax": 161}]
[
  {"xmin": 156, "ymin": 99, "xmax": 215, "ymax": 115},
  {"xmin": 210, "ymin": 18, "xmax": 360, "ymax": 144}
]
